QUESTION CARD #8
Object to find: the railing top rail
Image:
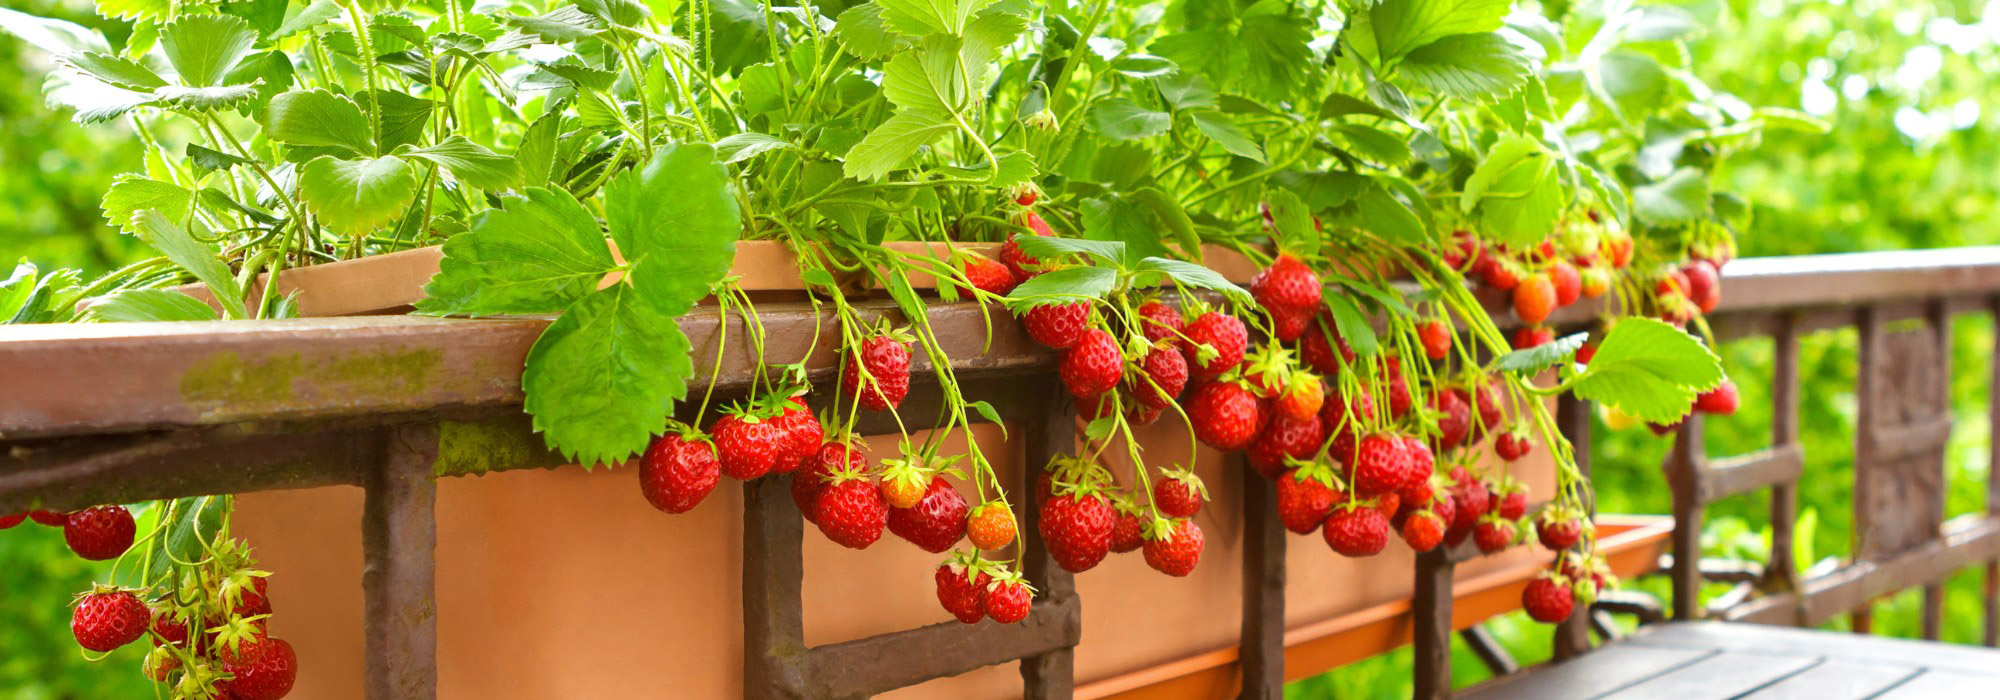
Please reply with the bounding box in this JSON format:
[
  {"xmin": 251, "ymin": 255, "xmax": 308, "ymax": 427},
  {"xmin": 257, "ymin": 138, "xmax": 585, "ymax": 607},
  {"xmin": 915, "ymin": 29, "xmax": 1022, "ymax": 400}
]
[{"xmin": 1710, "ymin": 246, "xmax": 2000, "ymax": 313}]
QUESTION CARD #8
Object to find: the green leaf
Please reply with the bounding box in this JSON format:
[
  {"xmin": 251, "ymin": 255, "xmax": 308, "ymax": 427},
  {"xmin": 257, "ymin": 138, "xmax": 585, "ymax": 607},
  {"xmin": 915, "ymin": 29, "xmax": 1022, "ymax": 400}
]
[
  {"xmin": 1130, "ymin": 187, "xmax": 1199, "ymax": 255},
  {"xmin": 516, "ymin": 111, "xmax": 561, "ymax": 188},
  {"xmin": 161, "ymin": 14, "xmax": 257, "ymax": 87},
  {"xmin": 576, "ymin": 0, "xmax": 651, "ymax": 27},
  {"xmin": 100, "ymin": 175, "xmax": 193, "ymax": 230},
  {"xmin": 1461, "ymin": 135, "xmax": 1564, "ymax": 247},
  {"xmin": 263, "ymin": 89, "xmax": 375, "ymax": 155},
  {"xmin": 400, "ymin": 136, "xmax": 520, "ymax": 189},
  {"xmin": 1079, "ymin": 196, "xmax": 1169, "ymax": 264},
  {"xmin": 1263, "ymin": 187, "xmax": 1314, "ymax": 253},
  {"xmin": 0, "ymin": 7, "xmax": 110, "ymax": 53},
  {"xmin": 1191, "ymin": 110, "xmax": 1264, "ymax": 163},
  {"xmin": 1274, "ymin": 170, "xmax": 1370, "ymax": 210},
  {"xmin": 877, "ymin": 0, "xmax": 998, "ymax": 36},
  {"xmin": 1633, "ymin": 167, "xmax": 1710, "ymax": 225},
  {"xmin": 1320, "ymin": 93, "xmax": 1397, "ymax": 120},
  {"xmin": 1111, "ymin": 53, "xmax": 1175, "ymax": 78},
  {"xmin": 1003, "ymin": 265, "xmax": 1117, "ymax": 309},
  {"xmin": 1594, "ymin": 50, "xmax": 1667, "ymax": 116},
  {"xmin": 1334, "ymin": 123, "xmax": 1412, "ymax": 167},
  {"xmin": 144, "ymin": 497, "xmax": 226, "ymax": 583},
  {"xmin": 499, "ymin": 5, "xmax": 603, "ymax": 43},
  {"xmin": 273, "ymin": 0, "xmax": 341, "ymax": 38},
  {"xmin": 836, "ymin": 3, "xmax": 908, "ymax": 60},
  {"xmin": 1493, "ymin": 332, "xmax": 1587, "ymax": 373},
  {"xmin": 297, "ymin": 155, "xmax": 418, "ymax": 237},
  {"xmin": 713, "ymin": 132, "xmax": 794, "ymax": 164},
  {"xmin": 187, "ymin": 144, "xmax": 251, "ymax": 173},
  {"xmin": 1090, "ymin": 98, "xmax": 1171, "ymax": 140},
  {"xmin": 1009, "ymin": 236, "xmax": 1126, "ymax": 267},
  {"xmin": 1367, "ymin": 0, "xmax": 1510, "ymax": 62},
  {"xmin": 361, "ymin": 88, "xmax": 433, "ymax": 153},
  {"xmin": 1354, "ymin": 180, "xmax": 1428, "ymax": 246},
  {"xmin": 1572, "ymin": 318, "xmax": 1722, "ymax": 424},
  {"xmin": 130, "ymin": 211, "xmax": 247, "ymax": 319},
  {"xmin": 56, "ymin": 52, "xmax": 166, "ymax": 91},
  {"xmin": 1398, "ymin": 32, "xmax": 1529, "ymax": 100},
  {"xmin": 81, "ymin": 289, "xmax": 220, "ymax": 322},
  {"xmin": 1135, "ymin": 257, "xmax": 1251, "ymax": 303},
  {"xmin": 97, "ymin": 0, "xmax": 171, "ymax": 23},
  {"xmin": 0, "ymin": 262, "xmax": 40, "ymax": 320},
  {"xmin": 603, "ymin": 143, "xmax": 741, "ymax": 316},
  {"xmin": 1324, "ymin": 293, "xmax": 1379, "ymax": 357},
  {"xmin": 417, "ymin": 187, "xmax": 617, "ymax": 316},
  {"xmin": 153, "ymin": 84, "xmax": 262, "ymax": 111}
]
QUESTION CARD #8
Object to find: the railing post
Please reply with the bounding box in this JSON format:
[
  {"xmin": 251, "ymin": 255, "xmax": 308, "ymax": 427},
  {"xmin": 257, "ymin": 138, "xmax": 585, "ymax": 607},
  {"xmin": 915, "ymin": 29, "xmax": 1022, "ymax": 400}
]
[
  {"xmin": 1666, "ymin": 416, "xmax": 1706, "ymax": 621},
  {"xmin": 363, "ymin": 423, "xmax": 439, "ymax": 700},
  {"xmin": 1989, "ymin": 297, "xmax": 2000, "ymax": 647},
  {"xmin": 1768, "ymin": 313, "xmax": 1801, "ymax": 593},
  {"xmin": 743, "ymin": 475, "xmax": 809, "ymax": 699},
  {"xmin": 1021, "ymin": 392, "xmax": 1078, "ymax": 699},
  {"xmin": 1412, "ymin": 548, "xmax": 1454, "ymax": 700},
  {"xmin": 1553, "ymin": 392, "xmax": 1593, "ymax": 658},
  {"xmin": 1240, "ymin": 459, "xmax": 1285, "ymax": 699}
]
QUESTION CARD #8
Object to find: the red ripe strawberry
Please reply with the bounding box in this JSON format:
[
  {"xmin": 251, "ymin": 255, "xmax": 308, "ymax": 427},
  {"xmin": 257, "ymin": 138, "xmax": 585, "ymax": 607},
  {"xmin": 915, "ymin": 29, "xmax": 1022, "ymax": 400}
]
[
  {"xmin": 1125, "ymin": 403, "xmax": 1162, "ymax": 427},
  {"xmin": 1522, "ymin": 575, "xmax": 1575, "ymax": 623},
  {"xmin": 815, "ymin": 472, "xmax": 889, "ymax": 549},
  {"xmin": 1443, "ymin": 231, "xmax": 1479, "ymax": 269},
  {"xmin": 984, "ymin": 576, "xmax": 1034, "ymax": 623},
  {"xmin": 1251, "ymin": 254, "xmax": 1323, "ymax": 313},
  {"xmin": 1187, "ymin": 381, "xmax": 1264, "ymax": 451},
  {"xmin": 225, "ymin": 637, "xmax": 298, "ymax": 700},
  {"xmin": 71, "ymin": 589, "xmax": 148, "ymax": 652},
  {"xmin": 1299, "ymin": 315, "xmax": 1354, "ymax": 374},
  {"xmin": 230, "ymin": 575, "xmax": 272, "ymax": 618},
  {"xmin": 1418, "ymin": 320, "xmax": 1451, "ymax": 360},
  {"xmin": 1514, "ymin": 273, "xmax": 1556, "ymax": 324},
  {"xmin": 1481, "ymin": 254, "xmax": 1519, "ymax": 290},
  {"xmin": 961, "ymin": 253, "xmax": 1017, "ymax": 296},
  {"xmin": 935, "ymin": 562, "xmax": 991, "ymax": 624},
  {"xmin": 62, "ymin": 505, "xmax": 134, "ymax": 561},
  {"xmin": 640, "ymin": 432, "xmax": 720, "ymax": 514},
  {"xmin": 1576, "ymin": 342, "xmax": 1597, "ymax": 364},
  {"xmin": 1548, "ymin": 261, "xmax": 1582, "ymax": 307},
  {"xmin": 1271, "ymin": 306, "xmax": 1311, "ymax": 342},
  {"xmin": 1183, "ymin": 312, "xmax": 1248, "ymax": 378},
  {"xmin": 1495, "ymin": 433, "xmax": 1531, "ymax": 461},
  {"xmin": 29, "ymin": 510, "xmax": 68, "ymax": 527},
  {"xmin": 1513, "ymin": 326, "xmax": 1554, "ymax": 349},
  {"xmin": 1497, "ymin": 490, "xmax": 1528, "ymax": 520},
  {"xmin": 1153, "ymin": 471, "xmax": 1205, "ymax": 518},
  {"xmin": 1400, "ymin": 437, "xmax": 1435, "ymax": 490},
  {"xmin": 1136, "ymin": 300, "xmax": 1185, "ymax": 347},
  {"xmin": 1040, "ymin": 490, "xmax": 1114, "ymax": 573},
  {"xmin": 1473, "ymin": 382, "xmax": 1505, "ymax": 433},
  {"xmin": 1372, "ymin": 491, "xmax": 1402, "ymax": 521},
  {"xmin": 1014, "ymin": 187, "xmax": 1038, "ymax": 207},
  {"xmin": 1602, "ymin": 232, "xmax": 1634, "ymax": 268},
  {"xmin": 711, "ymin": 410, "xmax": 786, "ymax": 480},
  {"xmin": 1382, "ymin": 357, "xmax": 1413, "ymax": 418},
  {"xmin": 888, "ymin": 477, "xmax": 969, "ymax": 553},
  {"xmin": 1446, "ymin": 474, "xmax": 1491, "ymax": 546},
  {"xmin": 1143, "ymin": 518, "xmax": 1205, "ymax": 577},
  {"xmin": 1078, "ymin": 391, "xmax": 1120, "ymax": 423},
  {"xmin": 1136, "ymin": 346, "xmax": 1189, "ymax": 410},
  {"xmin": 1401, "ymin": 510, "xmax": 1446, "ymax": 551},
  {"xmin": 1060, "ymin": 329, "xmax": 1124, "ymax": 399},
  {"xmin": 769, "ymin": 398, "xmax": 823, "ymax": 474},
  {"xmin": 1000, "ymin": 236, "xmax": 1043, "ymax": 283},
  {"xmin": 1320, "ymin": 388, "xmax": 1376, "ymax": 460},
  {"xmin": 1696, "ymin": 380, "xmax": 1739, "ymax": 415},
  {"xmin": 966, "ymin": 503, "xmax": 1017, "ymax": 550},
  {"xmin": 1276, "ymin": 374, "xmax": 1324, "ymax": 422},
  {"xmin": 0, "ymin": 513, "xmax": 23, "ymax": 529},
  {"xmin": 1277, "ymin": 468, "xmax": 1339, "ymax": 535},
  {"xmin": 1323, "ymin": 507, "xmax": 1390, "ymax": 557},
  {"xmin": 1110, "ymin": 502, "xmax": 1146, "ymax": 553},
  {"xmin": 1021, "ymin": 302, "xmax": 1091, "ymax": 350},
  {"xmin": 1432, "ymin": 389, "xmax": 1472, "ymax": 450},
  {"xmin": 1351, "ymin": 434, "xmax": 1409, "ymax": 496},
  {"xmin": 1474, "ymin": 518, "xmax": 1517, "ymax": 554},
  {"xmin": 844, "ymin": 332, "xmax": 912, "ymax": 411},
  {"xmin": 793, "ymin": 442, "xmax": 863, "ymax": 523},
  {"xmin": 1537, "ymin": 514, "xmax": 1583, "ymax": 550},
  {"xmin": 1683, "ymin": 260, "xmax": 1721, "ymax": 313},
  {"xmin": 1247, "ymin": 412, "xmax": 1323, "ymax": 480},
  {"xmin": 150, "ymin": 608, "xmax": 189, "ymax": 648}
]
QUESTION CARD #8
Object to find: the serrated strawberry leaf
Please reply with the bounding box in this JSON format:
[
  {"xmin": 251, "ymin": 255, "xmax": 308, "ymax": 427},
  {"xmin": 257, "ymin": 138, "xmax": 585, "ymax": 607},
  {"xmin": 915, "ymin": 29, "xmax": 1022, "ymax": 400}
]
[
  {"xmin": 1134, "ymin": 258, "xmax": 1251, "ymax": 304},
  {"xmin": 1570, "ymin": 319, "xmax": 1722, "ymax": 424},
  {"xmin": 1494, "ymin": 332, "xmax": 1587, "ymax": 373},
  {"xmin": 1324, "ymin": 292, "xmax": 1378, "ymax": 357},
  {"xmin": 522, "ymin": 270, "xmax": 691, "ymax": 468},
  {"xmin": 416, "ymin": 187, "xmax": 616, "ymax": 317},
  {"xmin": 1004, "ymin": 266, "xmax": 1117, "ymax": 310},
  {"xmin": 1009, "ymin": 236, "xmax": 1126, "ymax": 267}
]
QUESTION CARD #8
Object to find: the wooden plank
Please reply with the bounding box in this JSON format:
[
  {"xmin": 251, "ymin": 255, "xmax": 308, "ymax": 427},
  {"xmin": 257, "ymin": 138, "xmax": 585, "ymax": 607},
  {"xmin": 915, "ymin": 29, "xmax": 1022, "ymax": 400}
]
[
  {"xmin": 1800, "ymin": 515, "xmax": 2000, "ymax": 625},
  {"xmin": 1625, "ymin": 621, "xmax": 2000, "ymax": 675},
  {"xmin": 1238, "ymin": 461, "xmax": 1285, "ymax": 699},
  {"xmin": 1740, "ymin": 659, "xmax": 1919, "ymax": 700},
  {"xmin": 1701, "ymin": 446, "xmax": 1803, "ymax": 502},
  {"xmin": 1666, "ymin": 417, "xmax": 1706, "ymax": 620},
  {"xmin": 1412, "ymin": 549, "xmax": 1455, "ymax": 700},
  {"xmin": 1595, "ymin": 651, "xmax": 1819, "ymax": 700},
  {"xmin": 1553, "ymin": 393, "xmax": 1595, "ymax": 659},
  {"xmin": 362, "ymin": 424, "xmax": 439, "ymax": 700},
  {"xmin": 1020, "ymin": 390, "xmax": 1078, "ymax": 699},
  {"xmin": 805, "ymin": 595, "xmax": 1082, "ymax": 698},
  {"xmin": 741, "ymin": 476, "xmax": 808, "ymax": 699},
  {"xmin": 1459, "ymin": 645, "xmax": 1716, "ymax": 699},
  {"xmin": 1768, "ymin": 314, "xmax": 1802, "ymax": 592},
  {"xmin": 1869, "ymin": 669, "xmax": 2000, "ymax": 699}
]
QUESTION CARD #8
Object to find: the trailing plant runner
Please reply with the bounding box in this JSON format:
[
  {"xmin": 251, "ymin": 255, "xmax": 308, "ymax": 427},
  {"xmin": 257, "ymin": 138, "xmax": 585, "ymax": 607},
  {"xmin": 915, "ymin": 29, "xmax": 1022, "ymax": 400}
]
[{"xmin": 0, "ymin": 0, "xmax": 1791, "ymax": 693}]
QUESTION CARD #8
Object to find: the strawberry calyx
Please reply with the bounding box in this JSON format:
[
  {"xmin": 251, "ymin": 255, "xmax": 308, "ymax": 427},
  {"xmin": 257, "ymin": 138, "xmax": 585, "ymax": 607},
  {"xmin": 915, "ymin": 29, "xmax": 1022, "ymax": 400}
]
[{"xmin": 1159, "ymin": 467, "xmax": 1208, "ymax": 500}]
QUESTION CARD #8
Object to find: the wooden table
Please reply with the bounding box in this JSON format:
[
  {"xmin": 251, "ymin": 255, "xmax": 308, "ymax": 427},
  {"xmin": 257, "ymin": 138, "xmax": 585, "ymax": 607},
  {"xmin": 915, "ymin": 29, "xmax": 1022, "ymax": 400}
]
[{"xmin": 1462, "ymin": 621, "xmax": 2000, "ymax": 699}]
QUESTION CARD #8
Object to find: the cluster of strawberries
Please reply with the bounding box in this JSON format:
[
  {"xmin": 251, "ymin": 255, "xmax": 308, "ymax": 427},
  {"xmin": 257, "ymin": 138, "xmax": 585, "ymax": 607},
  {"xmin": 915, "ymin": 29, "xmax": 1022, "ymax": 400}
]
[
  {"xmin": 2, "ymin": 503, "xmax": 136, "ymax": 561},
  {"xmin": 1443, "ymin": 226, "xmax": 1623, "ymax": 350}
]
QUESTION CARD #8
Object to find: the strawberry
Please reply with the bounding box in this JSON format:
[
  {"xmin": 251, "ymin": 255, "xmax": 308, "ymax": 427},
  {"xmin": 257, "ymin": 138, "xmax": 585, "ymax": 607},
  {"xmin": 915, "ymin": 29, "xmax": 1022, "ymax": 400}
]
[
  {"xmin": 1277, "ymin": 467, "xmax": 1339, "ymax": 535},
  {"xmin": 888, "ymin": 477, "xmax": 969, "ymax": 553},
  {"xmin": 1513, "ymin": 273, "xmax": 1555, "ymax": 324},
  {"xmin": 1126, "ymin": 403, "xmax": 1163, "ymax": 426},
  {"xmin": 1473, "ymin": 382, "xmax": 1505, "ymax": 434},
  {"xmin": 1276, "ymin": 373, "xmax": 1324, "ymax": 422},
  {"xmin": 1513, "ymin": 326, "xmax": 1554, "ymax": 349},
  {"xmin": 769, "ymin": 398, "xmax": 823, "ymax": 474},
  {"xmin": 1522, "ymin": 574, "xmax": 1575, "ymax": 623},
  {"xmin": 1537, "ymin": 513, "xmax": 1583, "ymax": 550},
  {"xmin": 935, "ymin": 560, "xmax": 991, "ymax": 624},
  {"xmin": 1580, "ymin": 267, "xmax": 1610, "ymax": 298},
  {"xmin": 1183, "ymin": 312, "xmax": 1248, "ymax": 378},
  {"xmin": 224, "ymin": 637, "xmax": 298, "ymax": 700},
  {"xmin": 1576, "ymin": 342, "xmax": 1598, "ymax": 364},
  {"xmin": 1496, "ymin": 489, "xmax": 1529, "ymax": 520},
  {"xmin": 843, "ymin": 330, "xmax": 912, "ymax": 411},
  {"xmin": 1371, "ymin": 491, "xmax": 1402, "ymax": 521},
  {"xmin": 1110, "ymin": 499, "xmax": 1146, "ymax": 553},
  {"xmin": 1683, "ymin": 260, "xmax": 1721, "ymax": 313},
  {"xmin": 815, "ymin": 469, "xmax": 889, "ymax": 550},
  {"xmin": 1021, "ymin": 301, "xmax": 1091, "ymax": 350},
  {"xmin": 1142, "ymin": 518, "xmax": 1204, "ymax": 577},
  {"xmin": 879, "ymin": 460, "xmax": 929, "ymax": 509},
  {"xmin": 1400, "ymin": 437, "xmax": 1436, "ymax": 491},
  {"xmin": 711, "ymin": 408, "xmax": 786, "ymax": 480},
  {"xmin": 640, "ymin": 430, "xmax": 720, "ymax": 514},
  {"xmin": 1602, "ymin": 230, "xmax": 1634, "ymax": 268},
  {"xmin": 1323, "ymin": 507, "xmax": 1390, "ymax": 557},
  {"xmin": 967, "ymin": 503, "xmax": 1017, "ymax": 550},
  {"xmin": 1136, "ymin": 300, "xmax": 1185, "ymax": 347},
  {"xmin": 1135, "ymin": 345, "xmax": 1189, "ymax": 410},
  {"xmin": 984, "ymin": 574, "xmax": 1035, "ymax": 623},
  {"xmin": 29, "ymin": 510, "xmax": 68, "ymax": 527},
  {"xmin": 71, "ymin": 588, "xmax": 148, "ymax": 652},
  {"xmin": 1187, "ymin": 380, "xmax": 1264, "ymax": 451},
  {"xmin": 1480, "ymin": 253, "xmax": 1519, "ymax": 290},
  {"xmin": 1247, "ymin": 412, "xmax": 1323, "ymax": 480},
  {"xmin": 1152, "ymin": 470, "xmax": 1205, "ymax": 518},
  {"xmin": 150, "ymin": 608, "xmax": 189, "ymax": 648},
  {"xmin": 1548, "ymin": 260, "xmax": 1582, "ymax": 307},
  {"xmin": 62, "ymin": 505, "xmax": 134, "ymax": 561},
  {"xmin": 793, "ymin": 441, "xmax": 863, "ymax": 523},
  {"xmin": 214, "ymin": 618, "xmax": 271, "ymax": 666},
  {"xmin": 999, "ymin": 235, "xmax": 1044, "ymax": 283},
  {"xmin": 1446, "ymin": 472, "xmax": 1491, "ymax": 546},
  {"xmin": 1040, "ymin": 489, "xmax": 1114, "ymax": 573},
  {"xmin": 1270, "ymin": 306, "xmax": 1312, "ymax": 342},
  {"xmin": 1418, "ymin": 320, "xmax": 1451, "ymax": 360},
  {"xmin": 1696, "ymin": 380, "xmax": 1739, "ymax": 415},
  {"xmin": 1432, "ymin": 389, "xmax": 1472, "ymax": 450},
  {"xmin": 1321, "ymin": 389, "xmax": 1376, "ymax": 462},
  {"xmin": 1350, "ymin": 434, "xmax": 1408, "ymax": 496},
  {"xmin": 1443, "ymin": 231, "xmax": 1479, "ymax": 269},
  {"xmin": 229, "ymin": 574, "xmax": 272, "ymax": 618},
  {"xmin": 1473, "ymin": 518, "xmax": 1517, "ymax": 554},
  {"xmin": 1012, "ymin": 184, "xmax": 1040, "ymax": 207},
  {"xmin": 1299, "ymin": 314, "xmax": 1354, "ymax": 374},
  {"xmin": 0, "ymin": 513, "xmax": 22, "ymax": 529},
  {"xmin": 1401, "ymin": 510, "xmax": 1446, "ymax": 552},
  {"xmin": 1382, "ymin": 357, "xmax": 1413, "ymax": 418},
  {"xmin": 960, "ymin": 253, "xmax": 1017, "ymax": 296},
  {"xmin": 1060, "ymin": 329, "xmax": 1124, "ymax": 398},
  {"xmin": 1251, "ymin": 254, "xmax": 1323, "ymax": 313},
  {"xmin": 143, "ymin": 646, "xmax": 179, "ymax": 682}
]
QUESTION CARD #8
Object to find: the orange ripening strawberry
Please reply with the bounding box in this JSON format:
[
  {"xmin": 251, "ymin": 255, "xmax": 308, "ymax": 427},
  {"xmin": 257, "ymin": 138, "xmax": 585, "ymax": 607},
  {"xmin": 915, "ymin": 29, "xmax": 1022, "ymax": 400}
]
[
  {"xmin": 1275, "ymin": 373, "xmax": 1323, "ymax": 422},
  {"xmin": 1513, "ymin": 273, "xmax": 1556, "ymax": 324},
  {"xmin": 1549, "ymin": 260, "xmax": 1582, "ymax": 307},
  {"xmin": 1418, "ymin": 320, "xmax": 1451, "ymax": 360},
  {"xmin": 966, "ymin": 502, "xmax": 1017, "ymax": 551}
]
